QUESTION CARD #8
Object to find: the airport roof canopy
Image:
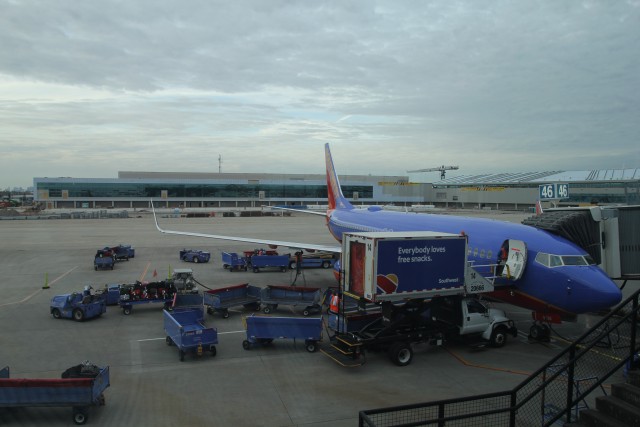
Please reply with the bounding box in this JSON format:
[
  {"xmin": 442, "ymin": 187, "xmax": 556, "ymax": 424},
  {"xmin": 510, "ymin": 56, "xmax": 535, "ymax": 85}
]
[{"xmin": 433, "ymin": 168, "xmax": 640, "ymax": 185}]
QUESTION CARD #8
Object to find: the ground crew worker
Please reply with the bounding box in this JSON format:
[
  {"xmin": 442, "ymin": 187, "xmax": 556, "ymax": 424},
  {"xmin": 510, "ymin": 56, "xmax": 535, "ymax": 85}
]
[{"xmin": 329, "ymin": 291, "xmax": 340, "ymax": 314}]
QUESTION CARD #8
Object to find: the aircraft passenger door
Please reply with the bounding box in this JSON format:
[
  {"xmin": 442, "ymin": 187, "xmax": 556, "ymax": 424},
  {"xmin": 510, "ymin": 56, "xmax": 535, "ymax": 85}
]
[{"xmin": 497, "ymin": 240, "xmax": 527, "ymax": 280}]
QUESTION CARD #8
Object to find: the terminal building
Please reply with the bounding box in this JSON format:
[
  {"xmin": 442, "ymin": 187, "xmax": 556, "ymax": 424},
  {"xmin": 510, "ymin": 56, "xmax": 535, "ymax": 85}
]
[{"xmin": 33, "ymin": 168, "xmax": 640, "ymax": 211}]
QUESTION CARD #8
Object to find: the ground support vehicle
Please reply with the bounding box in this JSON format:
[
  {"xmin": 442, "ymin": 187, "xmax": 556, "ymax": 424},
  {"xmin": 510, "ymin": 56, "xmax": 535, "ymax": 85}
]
[
  {"xmin": 242, "ymin": 314, "xmax": 322, "ymax": 352},
  {"xmin": 430, "ymin": 295, "xmax": 518, "ymax": 348},
  {"xmin": 288, "ymin": 251, "xmax": 338, "ymax": 270},
  {"xmin": 110, "ymin": 244, "xmax": 134, "ymax": 261},
  {"xmin": 163, "ymin": 308, "xmax": 218, "ymax": 361},
  {"xmin": 0, "ymin": 363, "xmax": 110, "ymax": 425},
  {"xmin": 325, "ymin": 296, "xmax": 516, "ymax": 367},
  {"xmin": 93, "ymin": 250, "xmax": 115, "ymax": 271},
  {"xmin": 221, "ymin": 252, "xmax": 248, "ymax": 271},
  {"xmin": 322, "ymin": 231, "xmax": 509, "ymax": 367},
  {"xmin": 250, "ymin": 254, "xmax": 290, "ymax": 273},
  {"xmin": 260, "ymin": 285, "xmax": 322, "ymax": 315},
  {"xmin": 50, "ymin": 292, "xmax": 106, "ymax": 321},
  {"xmin": 118, "ymin": 280, "xmax": 177, "ymax": 315},
  {"xmin": 203, "ymin": 284, "xmax": 261, "ymax": 318},
  {"xmin": 179, "ymin": 249, "xmax": 211, "ymax": 263}
]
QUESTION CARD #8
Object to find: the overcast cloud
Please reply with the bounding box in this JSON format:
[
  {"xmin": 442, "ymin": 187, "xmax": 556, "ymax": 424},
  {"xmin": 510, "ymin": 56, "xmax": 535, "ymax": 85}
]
[{"xmin": 1, "ymin": 0, "xmax": 639, "ymax": 188}]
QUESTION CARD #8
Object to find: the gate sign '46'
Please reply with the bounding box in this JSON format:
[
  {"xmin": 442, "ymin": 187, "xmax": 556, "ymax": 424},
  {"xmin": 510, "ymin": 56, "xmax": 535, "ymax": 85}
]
[{"xmin": 539, "ymin": 184, "xmax": 569, "ymax": 200}]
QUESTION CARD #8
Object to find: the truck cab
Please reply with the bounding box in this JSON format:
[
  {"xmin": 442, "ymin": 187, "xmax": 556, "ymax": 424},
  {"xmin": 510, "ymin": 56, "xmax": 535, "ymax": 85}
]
[{"xmin": 431, "ymin": 296, "xmax": 517, "ymax": 347}]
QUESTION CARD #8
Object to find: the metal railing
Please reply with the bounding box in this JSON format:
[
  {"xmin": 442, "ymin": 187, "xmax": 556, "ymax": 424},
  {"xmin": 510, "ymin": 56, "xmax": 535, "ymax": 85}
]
[{"xmin": 359, "ymin": 289, "xmax": 640, "ymax": 427}]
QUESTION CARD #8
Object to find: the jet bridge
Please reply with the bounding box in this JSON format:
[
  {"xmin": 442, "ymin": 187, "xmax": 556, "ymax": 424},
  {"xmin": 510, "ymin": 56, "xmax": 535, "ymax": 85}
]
[{"xmin": 522, "ymin": 205, "xmax": 640, "ymax": 280}]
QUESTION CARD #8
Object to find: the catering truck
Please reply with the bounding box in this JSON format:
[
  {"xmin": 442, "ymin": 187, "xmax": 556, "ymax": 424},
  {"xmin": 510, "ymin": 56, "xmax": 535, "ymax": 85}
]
[{"xmin": 323, "ymin": 231, "xmax": 516, "ymax": 367}]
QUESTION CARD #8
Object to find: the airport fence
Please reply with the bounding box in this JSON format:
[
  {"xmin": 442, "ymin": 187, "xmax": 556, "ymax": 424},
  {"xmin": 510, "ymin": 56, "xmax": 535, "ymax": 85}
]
[{"xmin": 359, "ymin": 288, "xmax": 640, "ymax": 427}]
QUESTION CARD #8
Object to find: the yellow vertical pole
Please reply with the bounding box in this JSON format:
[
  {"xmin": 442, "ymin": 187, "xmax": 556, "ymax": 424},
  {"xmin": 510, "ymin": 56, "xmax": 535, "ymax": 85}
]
[{"xmin": 42, "ymin": 272, "xmax": 50, "ymax": 289}]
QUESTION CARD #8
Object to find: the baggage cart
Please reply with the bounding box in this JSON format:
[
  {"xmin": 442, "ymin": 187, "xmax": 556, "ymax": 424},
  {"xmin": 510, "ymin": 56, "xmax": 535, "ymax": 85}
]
[
  {"xmin": 203, "ymin": 283, "xmax": 261, "ymax": 318},
  {"xmin": 260, "ymin": 285, "xmax": 322, "ymax": 316},
  {"xmin": 118, "ymin": 280, "xmax": 176, "ymax": 315},
  {"xmin": 221, "ymin": 252, "xmax": 248, "ymax": 271},
  {"xmin": 242, "ymin": 314, "xmax": 322, "ymax": 352},
  {"xmin": 0, "ymin": 363, "xmax": 110, "ymax": 425},
  {"xmin": 164, "ymin": 308, "xmax": 218, "ymax": 361},
  {"xmin": 250, "ymin": 254, "xmax": 289, "ymax": 273},
  {"xmin": 242, "ymin": 249, "xmax": 279, "ymax": 266},
  {"xmin": 172, "ymin": 293, "xmax": 206, "ymax": 321}
]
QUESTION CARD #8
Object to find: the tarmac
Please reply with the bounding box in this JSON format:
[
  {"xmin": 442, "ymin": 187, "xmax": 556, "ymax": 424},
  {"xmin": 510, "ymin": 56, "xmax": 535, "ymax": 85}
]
[{"xmin": 0, "ymin": 210, "xmax": 634, "ymax": 426}]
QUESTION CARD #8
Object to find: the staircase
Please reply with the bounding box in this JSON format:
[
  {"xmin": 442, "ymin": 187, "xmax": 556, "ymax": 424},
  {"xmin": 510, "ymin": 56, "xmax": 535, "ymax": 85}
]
[{"xmin": 566, "ymin": 370, "xmax": 640, "ymax": 427}]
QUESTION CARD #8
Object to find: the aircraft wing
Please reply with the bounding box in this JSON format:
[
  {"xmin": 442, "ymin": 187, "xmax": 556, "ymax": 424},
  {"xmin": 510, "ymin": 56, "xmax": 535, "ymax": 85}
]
[{"xmin": 152, "ymin": 204, "xmax": 341, "ymax": 253}]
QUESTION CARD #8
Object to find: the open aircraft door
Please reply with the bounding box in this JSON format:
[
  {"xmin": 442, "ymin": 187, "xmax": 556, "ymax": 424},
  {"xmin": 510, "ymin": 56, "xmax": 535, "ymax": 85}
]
[{"xmin": 498, "ymin": 239, "xmax": 527, "ymax": 280}]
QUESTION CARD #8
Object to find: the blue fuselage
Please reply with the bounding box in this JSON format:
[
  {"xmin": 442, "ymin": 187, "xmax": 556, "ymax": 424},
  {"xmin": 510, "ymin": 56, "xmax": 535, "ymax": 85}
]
[{"xmin": 327, "ymin": 207, "xmax": 621, "ymax": 316}]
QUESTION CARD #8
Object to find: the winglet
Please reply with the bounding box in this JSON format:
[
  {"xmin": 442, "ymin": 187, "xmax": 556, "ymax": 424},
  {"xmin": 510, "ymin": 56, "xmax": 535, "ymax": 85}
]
[
  {"xmin": 325, "ymin": 144, "xmax": 354, "ymax": 211},
  {"xmin": 151, "ymin": 200, "xmax": 165, "ymax": 233}
]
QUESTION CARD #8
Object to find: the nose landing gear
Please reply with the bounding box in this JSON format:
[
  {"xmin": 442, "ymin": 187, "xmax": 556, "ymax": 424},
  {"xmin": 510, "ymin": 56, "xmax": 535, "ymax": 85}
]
[{"xmin": 529, "ymin": 322, "xmax": 551, "ymax": 342}]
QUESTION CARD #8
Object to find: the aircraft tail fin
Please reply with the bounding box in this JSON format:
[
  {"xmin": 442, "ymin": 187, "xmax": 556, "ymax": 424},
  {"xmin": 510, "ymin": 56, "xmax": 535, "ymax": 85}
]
[{"xmin": 325, "ymin": 144, "xmax": 354, "ymax": 211}]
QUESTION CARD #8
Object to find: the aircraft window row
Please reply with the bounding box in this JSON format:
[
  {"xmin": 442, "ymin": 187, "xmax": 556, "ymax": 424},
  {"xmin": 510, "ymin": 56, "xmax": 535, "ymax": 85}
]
[
  {"xmin": 535, "ymin": 252, "xmax": 596, "ymax": 268},
  {"xmin": 468, "ymin": 247, "xmax": 493, "ymax": 261}
]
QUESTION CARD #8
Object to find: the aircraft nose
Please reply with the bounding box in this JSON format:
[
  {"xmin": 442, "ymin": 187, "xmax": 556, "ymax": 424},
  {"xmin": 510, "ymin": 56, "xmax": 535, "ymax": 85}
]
[{"xmin": 568, "ymin": 267, "xmax": 622, "ymax": 313}]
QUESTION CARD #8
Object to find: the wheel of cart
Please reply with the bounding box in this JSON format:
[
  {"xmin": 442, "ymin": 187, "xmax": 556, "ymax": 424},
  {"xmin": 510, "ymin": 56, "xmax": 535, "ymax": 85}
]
[
  {"xmin": 305, "ymin": 339, "xmax": 318, "ymax": 352},
  {"xmin": 302, "ymin": 305, "xmax": 320, "ymax": 316},
  {"xmin": 73, "ymin": 406, "xmax": 89, "ymax": 425},
  {"xmin": 262, "ymin": 304, "xmax": 278, "ymax": 314}
]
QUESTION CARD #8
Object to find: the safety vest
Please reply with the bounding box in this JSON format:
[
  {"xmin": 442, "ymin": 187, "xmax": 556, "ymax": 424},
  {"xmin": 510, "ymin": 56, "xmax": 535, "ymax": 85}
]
[{"xmin": 329, "ymin": 294, "xmax": 340, "ymax": 313}]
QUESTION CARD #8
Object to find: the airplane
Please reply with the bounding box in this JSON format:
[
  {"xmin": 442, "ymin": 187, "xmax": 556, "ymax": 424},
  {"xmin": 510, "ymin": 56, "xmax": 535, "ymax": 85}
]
[{"xmin": 153, "ymin": 144, "xmax": 622, "ymax": 340}]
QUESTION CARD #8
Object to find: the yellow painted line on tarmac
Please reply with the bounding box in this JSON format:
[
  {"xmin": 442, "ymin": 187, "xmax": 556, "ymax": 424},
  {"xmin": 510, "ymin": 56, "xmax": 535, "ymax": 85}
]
[
  {"xmin": 138, "ymin": 262, "xmax": 151, "ymax": 282},
  {"xmin": 137, "ymin": 330, "xmax": 245, "ymax": 342},
  {"xmin": 0, "ymin": 266, "xmax": 78, "ymax": 308},
  {"xmin": 444, "ymin": 347, "xmax": 532, "ymax": 377},
  {"xmin": 552, "ymin": 334, "xmax": 624, "ymax": 363}
]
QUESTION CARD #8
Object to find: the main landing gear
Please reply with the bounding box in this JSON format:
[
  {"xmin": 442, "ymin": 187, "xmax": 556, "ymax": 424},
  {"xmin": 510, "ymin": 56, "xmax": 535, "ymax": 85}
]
[{"xmin": 528, "ymin": 322, "xmax": 551, "ymax": 342}]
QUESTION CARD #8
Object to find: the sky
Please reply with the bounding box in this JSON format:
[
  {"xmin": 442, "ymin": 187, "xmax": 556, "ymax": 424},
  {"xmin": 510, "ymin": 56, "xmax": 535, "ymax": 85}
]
[{"xmin": 1, "ymin": 0, "xmax": 639, "ymax": 189}]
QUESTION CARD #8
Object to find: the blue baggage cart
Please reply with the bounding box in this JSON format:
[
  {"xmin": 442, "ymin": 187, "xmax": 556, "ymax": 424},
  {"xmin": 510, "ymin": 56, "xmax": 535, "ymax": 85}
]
[
  {"xmin": 250, "ymin": 254, "xmax": 289, "ymax": 272},
  {"xmin": 203, "ymin": 283, "xmax": 261, "ymax": 318},
  {"xmin": 0, "ymin": 363, "xmax": 110, "ymax": 425},
  {"xmin": 221, "ymin": 252, "xmax": 248, "ymax": 271},
  {"xmin": 118, "ymin": 280, "xmax": 176, "ymax": 315},
  {"xmin": 242, "ymin": 315, "xmax": 322, "ymax": 352},
  {"xmin": 164, "ymin": 308, "xmax": 218, "ymax": 361},
  {"xmin": 260, "ymin": 285, "xmax": 322, "ymax": 316}
]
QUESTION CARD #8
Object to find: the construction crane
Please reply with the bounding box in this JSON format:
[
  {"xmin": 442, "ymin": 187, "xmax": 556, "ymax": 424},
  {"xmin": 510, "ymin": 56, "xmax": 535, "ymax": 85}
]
[{"xmin": 407, "ymin": 165, "xmax": 459, "ymax": 180}]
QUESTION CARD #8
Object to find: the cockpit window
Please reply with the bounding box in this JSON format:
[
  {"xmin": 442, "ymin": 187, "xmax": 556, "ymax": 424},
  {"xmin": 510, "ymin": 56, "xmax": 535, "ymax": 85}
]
[
  {"xmin": 562, "ymin": 256, "xmax": 588, "ymax": 266},
  {"xmin": 535, "ymin": 252, "xmax": 549, "ymax": 266},
  {"xmin": 550, "ymin": 255, "xmax": 563, "ymax": 267},
  {"xmin": 535, "ymin": 252, "xmax": 595, "ymax": 268}
]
